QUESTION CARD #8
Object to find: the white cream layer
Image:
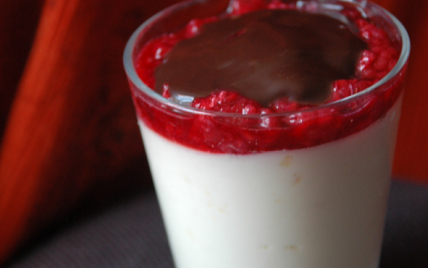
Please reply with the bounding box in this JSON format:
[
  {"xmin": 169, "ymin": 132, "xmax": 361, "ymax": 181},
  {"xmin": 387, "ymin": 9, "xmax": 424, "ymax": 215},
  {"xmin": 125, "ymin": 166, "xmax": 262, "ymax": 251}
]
[{"xmin": 139, "ymin": 97, "xmax": 401, "ymax": 268}]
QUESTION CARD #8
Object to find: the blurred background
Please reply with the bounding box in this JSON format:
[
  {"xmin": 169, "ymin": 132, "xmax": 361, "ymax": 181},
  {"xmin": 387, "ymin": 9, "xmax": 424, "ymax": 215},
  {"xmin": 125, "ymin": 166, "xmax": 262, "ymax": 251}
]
[{"xmin": 0, "ymin": 0, "xmax": 427, "ymax": 265}]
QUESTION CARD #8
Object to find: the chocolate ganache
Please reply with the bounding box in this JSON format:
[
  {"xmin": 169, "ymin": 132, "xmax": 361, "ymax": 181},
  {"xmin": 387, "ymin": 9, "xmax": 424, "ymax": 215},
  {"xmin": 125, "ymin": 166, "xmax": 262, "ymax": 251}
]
[{"xmin": 154, "ymin": 9, "xmax": 367, "ymax": 106}]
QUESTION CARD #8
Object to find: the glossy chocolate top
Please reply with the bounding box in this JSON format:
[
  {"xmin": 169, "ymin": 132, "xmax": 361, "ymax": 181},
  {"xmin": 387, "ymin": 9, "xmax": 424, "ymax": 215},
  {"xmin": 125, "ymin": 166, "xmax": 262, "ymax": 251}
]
[{"xmin": 154, "ymin": 9, "xmax": 367, "ymax": 105}]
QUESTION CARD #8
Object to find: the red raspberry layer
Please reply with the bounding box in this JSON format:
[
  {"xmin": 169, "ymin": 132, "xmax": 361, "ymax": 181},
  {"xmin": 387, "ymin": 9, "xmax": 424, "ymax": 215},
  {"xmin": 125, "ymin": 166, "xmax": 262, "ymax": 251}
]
[{"xmin": 130, "ymin": 1, "xmax": 405, "ymax": 154}]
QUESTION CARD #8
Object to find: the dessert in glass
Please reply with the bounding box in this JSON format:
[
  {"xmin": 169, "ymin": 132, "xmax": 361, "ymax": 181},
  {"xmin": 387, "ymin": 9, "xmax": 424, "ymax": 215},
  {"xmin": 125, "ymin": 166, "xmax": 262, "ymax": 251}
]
[{"xmin": 123, "ymin": 0, "xmax": 410, "ymax": 267}]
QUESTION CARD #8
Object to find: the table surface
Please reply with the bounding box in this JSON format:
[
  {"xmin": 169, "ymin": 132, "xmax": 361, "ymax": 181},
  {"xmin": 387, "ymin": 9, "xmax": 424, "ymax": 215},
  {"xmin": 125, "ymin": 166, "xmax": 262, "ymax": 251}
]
[{"xmin": 6, "ymin": 180, "xmax": 428, "ymax": 268}]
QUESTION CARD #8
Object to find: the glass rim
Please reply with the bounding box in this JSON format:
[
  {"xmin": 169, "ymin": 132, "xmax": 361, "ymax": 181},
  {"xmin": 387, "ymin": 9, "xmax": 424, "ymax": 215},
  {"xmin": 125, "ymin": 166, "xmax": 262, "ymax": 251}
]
[{"xmin": 123, "ymin": 0, "xmax": 410, "ymax": 118}]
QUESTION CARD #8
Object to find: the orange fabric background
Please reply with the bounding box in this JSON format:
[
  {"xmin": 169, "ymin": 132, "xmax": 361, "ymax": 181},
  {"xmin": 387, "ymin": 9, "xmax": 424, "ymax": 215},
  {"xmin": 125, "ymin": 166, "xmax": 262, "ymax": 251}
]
[{"xmin": 0, "ymin": 0, "xmax": 427, "ymax": 265}]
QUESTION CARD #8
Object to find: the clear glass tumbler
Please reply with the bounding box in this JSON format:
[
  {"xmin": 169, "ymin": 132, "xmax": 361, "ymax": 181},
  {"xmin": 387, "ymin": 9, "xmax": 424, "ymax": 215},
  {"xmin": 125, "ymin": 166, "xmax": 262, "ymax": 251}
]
[{"xmin": 124, "ymin": 1, "xmax": 410, "ymax": 267}]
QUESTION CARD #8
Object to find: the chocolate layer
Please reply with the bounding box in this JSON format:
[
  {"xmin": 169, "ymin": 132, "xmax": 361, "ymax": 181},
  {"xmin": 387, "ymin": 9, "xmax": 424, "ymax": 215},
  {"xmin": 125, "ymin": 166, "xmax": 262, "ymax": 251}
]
[{"xmin": 155, "ymin": 9, "xmax": 367, "ymax": 105}]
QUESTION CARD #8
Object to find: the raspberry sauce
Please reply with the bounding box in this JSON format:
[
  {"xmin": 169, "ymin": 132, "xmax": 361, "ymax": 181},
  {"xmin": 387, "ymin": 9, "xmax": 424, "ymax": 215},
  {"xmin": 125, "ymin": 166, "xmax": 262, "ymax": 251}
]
[{"xmin": 131, "ymin": 0, "xmax": 404, "ymax": 154}]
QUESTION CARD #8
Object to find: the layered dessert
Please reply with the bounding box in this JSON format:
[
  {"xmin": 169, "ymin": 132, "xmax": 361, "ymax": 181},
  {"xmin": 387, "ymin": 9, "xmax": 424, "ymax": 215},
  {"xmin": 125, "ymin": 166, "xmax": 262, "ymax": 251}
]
[{"xmin": 124, "ymin": 0, "xmax": 409, "ymax": 267}]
